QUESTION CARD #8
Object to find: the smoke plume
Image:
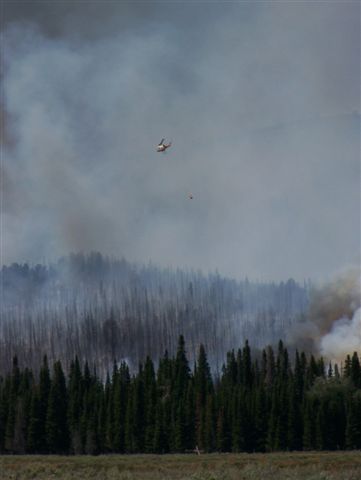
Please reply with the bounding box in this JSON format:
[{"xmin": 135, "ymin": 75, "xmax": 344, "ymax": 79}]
[
  {"xmin": 320, "ymin": 308, "xmax": 361, "ymax": 362},
  {"xmin": 289, "ymin": 270, "xmax": 361, "ymax": 358},
  {"xmin": 1, "ymin": 2, "xmax": 360, "ymax": 282}
]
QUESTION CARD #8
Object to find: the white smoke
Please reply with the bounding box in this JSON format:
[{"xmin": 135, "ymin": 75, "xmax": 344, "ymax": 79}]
[
  {"xmin": 287, "ymin": 270, "xmax": 361, "ymax": 355},
  {"xmin": 320, "ymin": 308, "xmax": 361, "ymax": 362}
]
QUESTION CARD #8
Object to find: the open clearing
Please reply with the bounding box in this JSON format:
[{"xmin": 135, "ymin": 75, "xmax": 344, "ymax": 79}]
[{"xmin": 0, "ymin": 452, "xmax": 361, "ymax": 480}]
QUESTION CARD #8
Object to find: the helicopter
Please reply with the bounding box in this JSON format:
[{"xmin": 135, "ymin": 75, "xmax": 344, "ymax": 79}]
[{"xmin": 156, "ymin": 139, "xmax": 172, "ymax": 152}]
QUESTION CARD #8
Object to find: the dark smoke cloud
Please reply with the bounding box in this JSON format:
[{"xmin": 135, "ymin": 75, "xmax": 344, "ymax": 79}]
[
  {"xmin": 2, "ymin": 2, "xmax": 153, "ymax": 39},
  {"xmin": 1, "ymin": 2, "xmax": 360, "ymax": 281}
]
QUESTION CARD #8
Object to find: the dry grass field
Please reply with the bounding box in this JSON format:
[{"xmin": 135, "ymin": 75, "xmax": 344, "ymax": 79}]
[{"xmin": 0, "ymin": 452, "xmax": 361, "ymax": 480}]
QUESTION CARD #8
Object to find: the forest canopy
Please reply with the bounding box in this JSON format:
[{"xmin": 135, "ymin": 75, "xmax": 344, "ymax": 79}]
[{"xmin": 1, "ymin": 338, "xmax": 360, "ymax": 454}]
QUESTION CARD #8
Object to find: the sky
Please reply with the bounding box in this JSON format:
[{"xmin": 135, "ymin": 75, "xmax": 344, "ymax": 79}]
[{"xmin": 1, "ymin": 1, "xmax": 360, "ymax": 282}]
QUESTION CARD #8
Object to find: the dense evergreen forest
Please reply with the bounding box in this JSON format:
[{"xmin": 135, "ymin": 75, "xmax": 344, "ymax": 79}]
[
  {"xmin": 1, "ymin": 253, "xmax": 309, "ymax": 374},
  {"xmin": 1, "ymin": 337, "xmax": 360, "ymax": 454}
]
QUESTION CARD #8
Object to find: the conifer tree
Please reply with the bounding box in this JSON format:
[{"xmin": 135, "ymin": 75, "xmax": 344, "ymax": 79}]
[
  {"xmin": 194, "ymin": 345, "xmax": 213, "ymax": 450},
  {"xmin": 294, "ymin": 350, "xmax": 305, "ymax": 401},
  {"xmin": 27, "ymin": 388, "xmax": 42, "ymax": 453},
  {"xmin": 183, "ymin": 379, "xmax": 194, "ymax": 450},
  {"xmin": 216, "ymin": 406, "xmax": 229, "ymax": 452},
  {"xmin": 144, "ymin": 357, "xmax": 156, "ymax": 452},
  {"xmin": 5, "ymin": 357, "xmax": 20, "ymax": 452},
  {"xmin": 231, "ymin": 386, "xmax": 246, "ymax": 452},
  {"xmin": 287, "ymin": 376, "xmax": 302, "ymax": 450},
  {"xmin": 38, "ymin": 355, "xmax": 51, "ymax": 452},
  {"xmin": 113, "ymin": 361, "xmax": 130, "ymax": 453},
  {"xmin": 236, "ymin": 349, "xmax": 243, "ymax": 385},
  {"xmin": 306, "ymin": 355, "xmax": 318, "ymax": 387},
  {"xmin": 350, "ymin": 352, "xmax": 361, "ymax": 388},
  {"xmin": 242, "ymin": 340, "xmax": 252, "ymax": 388},
  {"xmin": 174, "ymin": 336, "xmax": 190, "ymax": 398},
  {"xmin": 346, "ymin": 391, "xmax": 361, "ymax": 449},
  {"xmin": 125, "ymin": 365, "xmax": 145, "ymax": 452},
  {"xmin": 315, "ymin": 400, "xmax": 326, "ymax": 450},
  {"xmin": 156, "ymin": 350, "xmax": 173, "ymax": 451},
  {"xmin": 344, "ymin": 355, "xmax": 352, "ymax": 378},
  {"xmin": 104, "ymin": 371, "xmax": 114, "ymax": 451},
  {"xmin": 302, "ymin": 397, "xmax": 315, "ymax": 450},
  {"xmin": 204, "ymin": 395, "xmax": 215, "ymax": 452},
  {"xmin": 174, "ymin": 397, "xmax": 187, "ymax": 452},
  {"xmin": 172, "ymin": 336, "xmax": 191, "ymax": 452},
  {"xmin": 67, "ymin": 356, "xmax": 83, "ymax": 453},
  {"xmin": 0, "ymin": 340, "xmax": 360, "ymax": 455},
  {"xmin": 46, "ymin": 361, "xmax": 68, "ymax": 453},
  {"xmin": 97, "ymin": 382, "xmax": 106, "ymax": 451},
  {"xmin": 11, "ymin": 368, "xmax": 32, "ymax": 453},
  {"xmin": 153, "ymin": 400, "xmax": 169, "ymax": 453},
  {"xmin": 81, "ymin": 363, "xmax": 100, "ymax": 455},
  {"xmin": 124, "ymin": 380, "xmax": 134, "ymax": 453},
  {"xmin": 254, "ymin": 383, "xmax": 268, "ymax": 452},
  {"xmin": 265, "ymin": 346, "xmax": 276, "ymax": 387},
  {"xmin": 0, "ymin": 375, "xmax": 10, "ymax": 452}
]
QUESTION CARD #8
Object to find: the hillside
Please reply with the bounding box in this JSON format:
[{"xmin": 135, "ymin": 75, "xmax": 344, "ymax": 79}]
[{"xmin": 0, "ymin": 253, "xmax": 309, "ymax": 374}]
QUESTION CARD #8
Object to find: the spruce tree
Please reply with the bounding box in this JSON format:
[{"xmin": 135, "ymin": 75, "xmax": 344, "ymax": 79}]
[
  {"xmin": 265, "ymin": 346, "xmax": 275, "ymax": 388},
  {"xmin": 144, "ymin": 357, "xmax": 156, "ymax": 452},
  {"xmin": 4, "ymin": 357, "xmax": 20, "ymax": 452},
  {"xmin": 68, "ymin": 356, "xmax": 83, "ymax": 453},
  {"xmin": 302, "ymin": 396, "xmax": 315, "ymax": 450},
  {"xmin": 315, "ymin": 400, "xmax": 326, "ymax": 450},
  {"xmin": 0, "ymin": 375, "xmax": 10, "ymax": 452},
  {"xmin": 254, "ymin": 383, "xmax": 268, "ymax": 452},
  {"xmin": 38, "ymin": 355, "xmax": 51, "ymax": 452},
  {"xmin": 287, "ymin": 376, "xmax": 302, "ymax": 450},
  {"xmin": 294, "ymin": 350, "xmax": 305, "ymax": 401},
  {"xmin": 153, "ymin": 400, "xmax": 168, "ymax": 453},
  {"xmin": 97, "ymin": 382, "xmax": 106, "ymax": 452},
  {"xmin": 174, "ymin": 336, "xmax": 190, "ymax": 398},
  {"xmin": 104, "ymin": 371, "xmax": 114, "ymax": 451},
  {"xmin": 204, "ymin": 395, "xmax": 215, "ymax": 452},
  {"xmin": 216, "ymin": 406, "xmax": 229, "ymax": 452},
  {"xmin": 46, "ymin": 361, "xmax": 69, "ymax": 453},
  {"xmin": 156, "ymin": 350, "xmax": 173, "ymax": 451},
  {"xmin": 231, "ymin": 386, "xmax": 246, "ymax": 452},
  {"xmin": 344, "ymin": 355, "xmax": 352, "ymax": 378},
  {"xmin": 174, "ymin": 397, "xmax": 187, "ymax": 452},
  {"xmin": 81, "ymin": 363, "xmax": 100, "ymax": 455},
  {"xmin": 350, "ymin": 352, "xmax": 361, "ymax": 388},
  {"xmin": 185, "ymin": 379, "xmax": 195, "ymax": 450},
  {"xmin": 194, "ymin": 345, "xmax": 213, "ymax": 450},
  {"xmin": 172, "ymin": 336, "xmax": 190, "ymax": 452},
  {"xmin": 113, "ymin": 361, "xmax": 130, "ymax": 453},
  {"xmin": 346, "ymin": 391, "xmax": 361, "ymax": 449},
  {"xmin": 242, "ymin": 340, "xmax": 252, "ymax": 388},
  {"xmin": 27, "ymin": 388, "xmax": 42, "ymax": 453},
  {"xmin": 124, "ymin": 365, "xmax": 145, "ymax": 452},
  {"xmin": 124, "ymin": 381, "xmax": 134, "ymax": 452}
]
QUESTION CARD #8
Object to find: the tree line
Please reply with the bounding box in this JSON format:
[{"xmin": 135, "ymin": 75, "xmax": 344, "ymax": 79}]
[{"xmin": 1, "ymin": 337, "xmax": 360, "ymax": 454}]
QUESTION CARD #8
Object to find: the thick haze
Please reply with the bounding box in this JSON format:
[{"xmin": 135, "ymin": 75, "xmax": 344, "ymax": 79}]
[{"xmin": 1, "ymin": 1, "xmax": 360, "ymax": 281}]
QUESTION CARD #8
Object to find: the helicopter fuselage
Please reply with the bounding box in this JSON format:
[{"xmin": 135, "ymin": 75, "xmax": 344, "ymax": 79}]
[{"xmin": 157, "ymin": 142, "xmax": 171, "ymax": 152}]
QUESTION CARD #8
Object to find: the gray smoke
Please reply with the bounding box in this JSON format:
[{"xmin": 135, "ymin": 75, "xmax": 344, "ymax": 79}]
[
  {"xmin": 2, "ymin": 2, "xmax": 360, "ymax": 281},
  {"xmin": 288, "ymin": 270, "xmax": 361, "ymax": 358}
]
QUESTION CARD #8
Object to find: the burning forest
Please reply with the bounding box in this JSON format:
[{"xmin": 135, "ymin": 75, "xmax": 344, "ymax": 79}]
[{"xmin": 0, "ymin": 252, "xmax": 310, "ymax": 375}]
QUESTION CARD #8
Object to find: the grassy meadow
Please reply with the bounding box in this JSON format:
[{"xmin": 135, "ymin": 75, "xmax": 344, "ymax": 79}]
[{"xmin": 0, "ymin": 452, "xmax": 361, "ymax": 480}]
